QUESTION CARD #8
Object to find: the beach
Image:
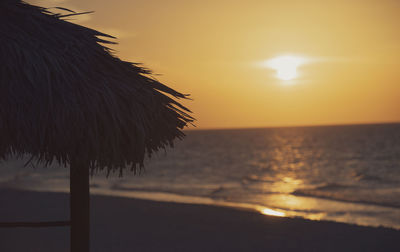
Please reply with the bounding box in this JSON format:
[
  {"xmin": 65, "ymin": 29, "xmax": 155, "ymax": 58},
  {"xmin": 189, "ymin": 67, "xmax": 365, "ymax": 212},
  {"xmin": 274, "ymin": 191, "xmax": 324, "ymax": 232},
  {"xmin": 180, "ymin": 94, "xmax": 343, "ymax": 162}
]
[
  {"xmin": 0, "ymin": 189, "xmax": 399, "ymax": 252},
  {"xmin": 3, "ymin": 125, "xmax": 400, "ymax": 230}
]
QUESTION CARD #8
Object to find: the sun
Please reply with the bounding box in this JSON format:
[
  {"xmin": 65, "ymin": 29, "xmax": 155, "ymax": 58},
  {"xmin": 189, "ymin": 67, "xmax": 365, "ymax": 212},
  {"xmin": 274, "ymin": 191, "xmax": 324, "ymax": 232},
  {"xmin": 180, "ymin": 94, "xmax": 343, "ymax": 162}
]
[{"xmin": 265, "ymin": 55, "xmax": 307, "ymax": 81}]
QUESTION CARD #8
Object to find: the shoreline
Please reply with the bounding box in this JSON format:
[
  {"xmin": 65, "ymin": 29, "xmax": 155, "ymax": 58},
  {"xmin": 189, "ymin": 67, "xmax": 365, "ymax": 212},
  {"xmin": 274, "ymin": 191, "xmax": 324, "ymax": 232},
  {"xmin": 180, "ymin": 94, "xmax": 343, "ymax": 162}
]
[
  {"xmin": 91, "ymin": 188, "xmax": 400, "ymax": 229},
  {"xmin": 1, "ymin": 189, "xmax": 399, "ymax": 251},
  {"xmin": 4, "ymin": 184, "xmax": 400, "ymax": 230}
]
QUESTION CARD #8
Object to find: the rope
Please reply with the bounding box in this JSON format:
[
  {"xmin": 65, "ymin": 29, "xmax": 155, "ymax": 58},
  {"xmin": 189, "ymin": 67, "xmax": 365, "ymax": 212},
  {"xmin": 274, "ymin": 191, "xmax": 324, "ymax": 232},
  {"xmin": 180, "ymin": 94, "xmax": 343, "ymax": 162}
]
[{"xmin": 0, "ymin": 221, "xmax": 70, "ymax": 228}]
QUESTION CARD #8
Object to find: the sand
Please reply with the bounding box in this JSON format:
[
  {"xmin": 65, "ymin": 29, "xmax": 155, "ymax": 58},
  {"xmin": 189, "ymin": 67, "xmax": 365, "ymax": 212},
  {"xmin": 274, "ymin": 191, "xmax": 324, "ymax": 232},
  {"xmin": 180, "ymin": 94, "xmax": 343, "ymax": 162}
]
[{"xmin": 0, "ymin": 189, "xmax": 399, "ymax": 252}]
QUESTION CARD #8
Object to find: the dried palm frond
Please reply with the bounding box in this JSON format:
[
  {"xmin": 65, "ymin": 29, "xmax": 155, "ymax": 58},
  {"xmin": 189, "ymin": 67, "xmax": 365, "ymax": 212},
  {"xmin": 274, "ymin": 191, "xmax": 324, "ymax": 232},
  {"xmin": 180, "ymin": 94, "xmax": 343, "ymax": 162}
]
[{"xmin": 0, "ymin": 0, "xmax": 193, "ymax": 174}]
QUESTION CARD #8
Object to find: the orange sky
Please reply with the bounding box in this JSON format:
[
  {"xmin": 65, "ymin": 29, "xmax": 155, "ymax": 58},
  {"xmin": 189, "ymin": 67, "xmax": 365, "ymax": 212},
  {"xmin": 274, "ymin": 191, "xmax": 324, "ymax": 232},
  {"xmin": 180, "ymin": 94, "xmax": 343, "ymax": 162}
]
[{"xmin": 31, "ymin": 0, "xmax": 400, "ymax": 129}]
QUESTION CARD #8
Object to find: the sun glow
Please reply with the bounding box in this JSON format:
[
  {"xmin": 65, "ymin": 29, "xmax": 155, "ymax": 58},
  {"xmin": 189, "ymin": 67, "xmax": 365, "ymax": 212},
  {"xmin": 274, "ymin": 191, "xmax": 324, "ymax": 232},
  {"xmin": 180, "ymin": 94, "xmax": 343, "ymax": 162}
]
[
  {"xmin": 265, "ymin": 55, "xmax": 308, "ymax": 81},
  {"xmin": 259, "ymin": 208, "xmax": 286, "ymax": 217}
]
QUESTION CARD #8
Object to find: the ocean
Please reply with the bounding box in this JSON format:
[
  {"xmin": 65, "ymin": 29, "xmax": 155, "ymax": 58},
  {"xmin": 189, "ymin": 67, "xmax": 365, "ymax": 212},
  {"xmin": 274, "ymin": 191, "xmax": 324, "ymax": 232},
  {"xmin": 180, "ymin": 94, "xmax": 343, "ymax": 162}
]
[{"xmin": 1, "ymin": 123, "xmax": 400, "ymax": 229}]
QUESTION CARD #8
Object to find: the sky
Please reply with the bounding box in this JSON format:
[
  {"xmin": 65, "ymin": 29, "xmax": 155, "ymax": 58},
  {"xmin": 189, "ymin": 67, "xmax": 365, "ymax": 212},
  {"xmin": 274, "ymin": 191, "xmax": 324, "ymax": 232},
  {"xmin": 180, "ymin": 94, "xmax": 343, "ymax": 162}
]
[{"xmin": 29, "ymin": 0, "xmax": 400, "ymax": 129}]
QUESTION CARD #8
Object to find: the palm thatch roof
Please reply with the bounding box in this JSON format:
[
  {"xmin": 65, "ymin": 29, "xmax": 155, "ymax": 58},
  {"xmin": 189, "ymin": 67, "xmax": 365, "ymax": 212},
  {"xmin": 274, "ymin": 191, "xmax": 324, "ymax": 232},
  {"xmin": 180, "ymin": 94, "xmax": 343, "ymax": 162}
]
[{"xmin": 0, "ymin": 0, "xmax": 193, "ymax": 174}]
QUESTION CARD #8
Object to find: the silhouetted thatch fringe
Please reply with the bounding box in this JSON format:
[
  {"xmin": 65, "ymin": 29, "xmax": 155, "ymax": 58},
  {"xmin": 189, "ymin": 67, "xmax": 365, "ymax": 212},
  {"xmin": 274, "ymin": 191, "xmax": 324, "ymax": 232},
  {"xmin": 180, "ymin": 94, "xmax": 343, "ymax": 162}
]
[{"xmin": 0, "ymin": 0, "xmax": 193, "ymax": 174}]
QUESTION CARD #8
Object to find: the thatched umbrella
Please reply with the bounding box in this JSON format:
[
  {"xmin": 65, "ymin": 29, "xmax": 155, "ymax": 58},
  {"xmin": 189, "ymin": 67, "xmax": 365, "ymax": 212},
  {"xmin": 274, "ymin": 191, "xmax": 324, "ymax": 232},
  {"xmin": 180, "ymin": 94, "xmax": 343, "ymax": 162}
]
[{"xmin": 0, "ymin": 0, "xmax": 193, "ymax": 251}]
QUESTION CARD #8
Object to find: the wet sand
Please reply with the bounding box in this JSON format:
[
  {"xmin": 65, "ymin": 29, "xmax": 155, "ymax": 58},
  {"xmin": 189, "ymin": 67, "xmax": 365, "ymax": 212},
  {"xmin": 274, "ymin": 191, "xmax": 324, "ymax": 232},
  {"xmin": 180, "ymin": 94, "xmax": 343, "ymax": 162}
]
[{"xmin": 0, "ymin": 189, "xmax": 399, "ymax": 252}]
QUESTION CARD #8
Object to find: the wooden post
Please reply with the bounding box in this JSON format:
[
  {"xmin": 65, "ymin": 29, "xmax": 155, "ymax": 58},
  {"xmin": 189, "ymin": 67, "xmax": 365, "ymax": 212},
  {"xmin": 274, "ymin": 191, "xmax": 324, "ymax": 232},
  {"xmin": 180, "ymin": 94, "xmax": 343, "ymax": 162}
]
[{"xmin": 70, "ymin": 159, "xmax": 90, "ymax": 252}]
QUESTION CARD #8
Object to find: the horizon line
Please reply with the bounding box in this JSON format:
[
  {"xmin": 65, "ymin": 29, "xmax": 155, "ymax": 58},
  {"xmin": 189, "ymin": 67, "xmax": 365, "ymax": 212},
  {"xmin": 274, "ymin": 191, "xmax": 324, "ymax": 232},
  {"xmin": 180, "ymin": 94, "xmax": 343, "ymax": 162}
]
[{"xmin": 185, "ymin": 121, "xmax": 400, "ymax": 131}]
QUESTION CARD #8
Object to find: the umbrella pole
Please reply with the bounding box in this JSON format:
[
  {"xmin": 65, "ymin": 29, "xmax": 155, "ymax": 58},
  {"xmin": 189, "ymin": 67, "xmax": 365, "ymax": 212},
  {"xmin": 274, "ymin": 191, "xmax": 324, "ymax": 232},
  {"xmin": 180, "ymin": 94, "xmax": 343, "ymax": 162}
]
[{"xmin": 70, "ymin": 159, "xmax": 90, "ymax": 252}]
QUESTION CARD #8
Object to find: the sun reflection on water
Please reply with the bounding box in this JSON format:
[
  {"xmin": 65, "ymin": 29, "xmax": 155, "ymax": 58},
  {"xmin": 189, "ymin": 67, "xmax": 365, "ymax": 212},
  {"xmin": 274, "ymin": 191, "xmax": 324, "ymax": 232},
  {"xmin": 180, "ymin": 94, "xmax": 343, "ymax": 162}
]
[{"xmin": 267, "ymin": 176, "xmax": 304, "ymax": 194}]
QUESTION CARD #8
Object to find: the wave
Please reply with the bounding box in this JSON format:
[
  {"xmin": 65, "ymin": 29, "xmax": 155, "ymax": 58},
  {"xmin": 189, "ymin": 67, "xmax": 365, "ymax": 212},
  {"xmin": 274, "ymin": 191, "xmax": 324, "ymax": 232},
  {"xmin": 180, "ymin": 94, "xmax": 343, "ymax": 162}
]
[
  {"xmin": 112, "ymin": 184, "xmax": 238, "ymax": 203},
  {"xmin": 310, "ymin": 183, "xmax": 355, "ymax": 191},
  {"xmin": 293, "ymin": 185, "xmax": 400, "ymax": 209},
  {"xmin": 111, "ymin": 184, "xmax": 183, "ymax": 194},
  {"xmin": 241, "ymin": 174, "xmax": 275, "ymax": 184}
]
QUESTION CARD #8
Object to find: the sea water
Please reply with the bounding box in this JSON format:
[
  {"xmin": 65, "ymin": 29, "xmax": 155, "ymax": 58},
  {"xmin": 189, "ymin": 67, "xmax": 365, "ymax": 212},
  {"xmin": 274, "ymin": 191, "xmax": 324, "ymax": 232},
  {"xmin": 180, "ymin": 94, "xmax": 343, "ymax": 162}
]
[{"xmin": 1, "ymin": 123, "xmax": 400, "ymax": 229}]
